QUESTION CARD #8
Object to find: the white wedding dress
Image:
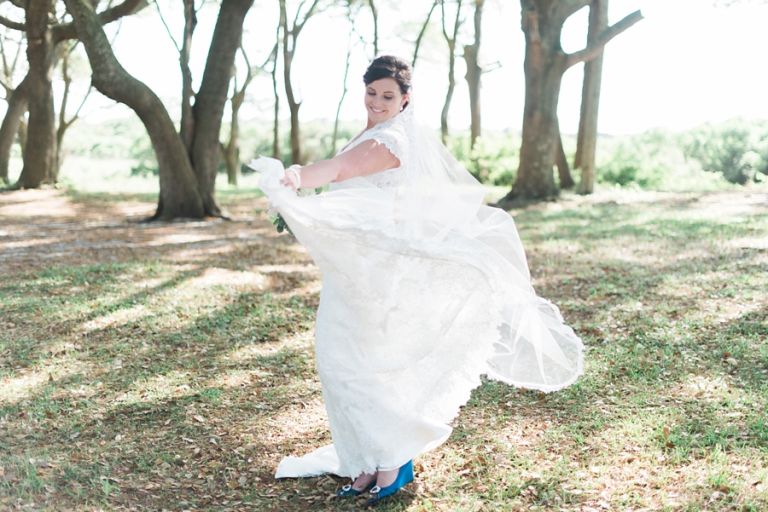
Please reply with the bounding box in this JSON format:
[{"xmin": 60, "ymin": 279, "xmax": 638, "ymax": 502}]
[{"xmin": 253, "ymin": 107, "xmax": 583, "ymax": 479}]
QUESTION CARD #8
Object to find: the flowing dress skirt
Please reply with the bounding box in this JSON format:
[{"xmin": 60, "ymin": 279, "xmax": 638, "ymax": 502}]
[{"xmin": 254, "ymin": 159, "xmax": 584, "ymax": 478}]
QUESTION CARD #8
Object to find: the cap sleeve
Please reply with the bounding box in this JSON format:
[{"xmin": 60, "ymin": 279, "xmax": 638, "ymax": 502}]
[{"xmin": 344, "ymin": 113, "xmax": 409, "ymax": 168}]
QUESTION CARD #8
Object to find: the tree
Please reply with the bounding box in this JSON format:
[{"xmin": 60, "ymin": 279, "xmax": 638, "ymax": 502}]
[
  {"xmin": 463, "ymin": 0, "xmax": 483, "ymax": 149},
  {"xmin": 367, "ymin": 0, "xmax": 378, "ymax": 56},
  {"xmin": 499, "ymin": 0, "xmax": 641, "ymax": 203},
  {"xmin": 55, "ymin": 40, "xmax": 94, "ymax": 180},
  {"xmin": 439, "ymin": 0, "xmax": 463, "ymax": 144},
  {"xmin": 329, "ymin": 0, "xmax": 374, "ymax": 155},
  {"xmin": 222, "ymin": 44, "xmax": 266, "ymax": 185},
  {"xmin": 412, "ymin": 0, "xmax": 439, "ymax": 68},
  {"xmin": 555, "ymin": 117, "xmax": 574, "ymax": 188},
  {"xmin": 0, "ymin": 0, "xmax": 146, "ymax": 189},
  {"xmin": 0, "ymin": 30, "xmax": 27, "ymax": 184},
  {"xmin": 153, "ymin": 0, "xmax": 197, "ymax": 151},
  {"xmin": 574, "ymin": 0, "xmax": 608, "ymax": 194},
  {"xmin": 64, "ymin": 0, "xmax": 254, "ymax": 219},
  {"xmin": 279, "ymin": 0, "xmax": 322, "ymax": 165},
  {"xmin": 18, "ymin": 0, "xmax": 58, "ymax": 189}
]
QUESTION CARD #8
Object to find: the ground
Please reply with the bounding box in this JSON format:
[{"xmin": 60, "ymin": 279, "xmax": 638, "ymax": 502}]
[{"xmin": 1, "ymin": 185, "xmax": 767, "ymax": 511}]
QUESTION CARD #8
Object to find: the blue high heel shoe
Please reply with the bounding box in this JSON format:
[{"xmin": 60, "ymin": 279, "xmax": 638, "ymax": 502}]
[
  {"xmin": 336, "ymin": 478, "xmax": 376, "ymax": 497},
  {"xmin": 366, "ymin": 460, "xmax": 414, "ymax": 505}
]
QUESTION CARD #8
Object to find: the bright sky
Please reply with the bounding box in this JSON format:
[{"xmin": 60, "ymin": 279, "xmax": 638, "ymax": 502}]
[{"xmin": 6, "ymin": 0, "xmax": 766, "ymax": 136}]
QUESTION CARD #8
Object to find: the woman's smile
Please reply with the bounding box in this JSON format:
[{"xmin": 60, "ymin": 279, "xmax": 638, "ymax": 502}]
[{"xmin": 364, "ymin": 77, "xmax": 407, "ymax": 127}]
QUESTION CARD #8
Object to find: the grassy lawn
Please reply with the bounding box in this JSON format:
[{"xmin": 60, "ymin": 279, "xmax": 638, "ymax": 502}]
[{"xmin": 1, "ymin": 180, "xmax": 767, "ymax": 511}]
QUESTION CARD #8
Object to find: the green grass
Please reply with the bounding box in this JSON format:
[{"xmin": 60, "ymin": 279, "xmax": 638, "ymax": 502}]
[{"xmin": 1, "ymin": 179, "xmax": 767, "ymax": 511}]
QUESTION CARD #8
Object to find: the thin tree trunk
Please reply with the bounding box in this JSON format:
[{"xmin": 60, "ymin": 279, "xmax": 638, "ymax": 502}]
[
  {"xmin": 331, "ymin": 23, "xmax": 353, "ymax": 156},
  {"xmin": 367, "ymin": 0, "xmax": 379, "ymax": 56},
  {"xmin": 464, "ymin": 0, "xmax": 484, "ymax": 149},
  {"xmin": 440, "ymin": 0, "xmax": 463, "ymax": 145},
  {"xmin": 189, "ymin": 0, "xmax": 254, "ymax": 217},
  {"xmin": 575, "ymin": 0, "xmax": 607, "ymax": 194},
  {"xmin": 412, "ymin": 1, "xmax": 438, "ymax": 68},
  {"xmin": 279, "ymin": 0, "xmax": 300, "ymax": 163},
  {"xmin": 179, "ymin": 0, "xmax": 196, "ymax": 151},
  {"xmin": 223, "ymin": 45, "xmax": 256, "ymax": 186},
  {"xmin": 270, "ymin": 40, "xmax": 280, "ymax": 159},
  {"xmin": 223, "ymin": 95, "xmax": 241, "ymax": 185},
  {"xmin": 0, "ymin": 74, "xmax": 29, "ymax": 184},
  {"xmin": 55, "ymin": 43, "xmax": 92, "ymax": 181},
  {"xmin": 17, "ymin": 0, "xmax": 57, "ymax": 188},
  {"xmin": 63, "ymin": 0, "xmax": 204, "ymax": 219},
  {"xmin": 556, "ymin": 117, "xmax": 574, "ymax": 188},
  {"xmin": 17, "ymin": 118, "xmax": 27, "ymax": 157},
  {"xmin": 278, "ymin": 0, "xmax": 320, "ymax": 165}
]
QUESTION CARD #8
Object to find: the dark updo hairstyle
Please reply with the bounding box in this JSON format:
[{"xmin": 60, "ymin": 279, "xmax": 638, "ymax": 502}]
[{"xmin": 363, "ymin": 55, "xmax": 412, "ymax": 109}]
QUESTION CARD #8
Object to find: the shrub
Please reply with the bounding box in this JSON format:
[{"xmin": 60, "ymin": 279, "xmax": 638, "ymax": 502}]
[
  {"xmin": 596, "ymin": 130, "xmax": 671, "ymax": 189},
  {"xmin": 447, "ymin": 131, "xmax": 518, "ymax": 186},
  {"xmin": 681, "ymin": 119, "xmax": 768, "ymax": 184}
]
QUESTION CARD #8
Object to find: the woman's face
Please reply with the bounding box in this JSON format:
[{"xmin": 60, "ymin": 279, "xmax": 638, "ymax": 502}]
[{"xmin": 364, "ymin": 78, "xmax": 408, "ymax": 127}]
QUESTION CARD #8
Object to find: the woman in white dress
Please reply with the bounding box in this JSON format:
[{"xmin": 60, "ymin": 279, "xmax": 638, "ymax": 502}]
[{"xmin": 254, "ymin": 55, "xmax": 583, "ymax": 505}]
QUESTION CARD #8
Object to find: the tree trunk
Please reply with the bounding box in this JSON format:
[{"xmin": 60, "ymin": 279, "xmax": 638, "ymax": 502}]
[
  {"xmin": 224, "ymin": 87, "xmax": 244, "ymax": 186},
  {"xmin": 463, "ymin": 0, "xmax": 484, "ymax": 149},
  {"xmin": 189, "ymin": 0, "xmax": 254, "ymax": 216},
  {"xmin": 440, "ymin": 49, "xmax": 455, "ymax": 144},
  {"xmin": 556, "ymin": 117, "xmax": 574, "ymax": 188},
  {"xmin": 412, "ymin": 1, "xmax": 438, "ymax": 68},
  {"xmin": 0, "ymin": 74, "xmax": 29, "ymax": 184},
  {"xmin": 17, "ymin": 1, "xmax": 57, "ymax": 188},
  {"xmin": 500, "ymin": 1, "xmax": 641, "ymax": 203},
  {"xmin": 270, "ymin": 41, "xmax": 280, "ymax": 159},
  {"xmin": 511, "ymin": 59, "xmax": 564, "ymax": 199},
  {"xmin": 179, "ymin": 0, "xmax": 197, "ymax": 151},
  {"xmin": 63, "ymin": 0, "xmax": 204, "ymax": 219},
  {"xmin": 440, "ymin": 0, "xmax": 463, "ymax": 145},
  {"xmin": 280, "ymin": 1, "xmax": 301, "ymax": 164},
  {"xmin": 331, "ymin": 17, "xmax": 353, "ymax": 156},
  {"xmin": 506, "ymin": 2, "xmax": 568, "ymax": 200},
  {"xmin": 575, "ymin": 0, "xmax": 607, "ymax": 194},
  {"xmin": 368, "ymin": 0, "xmax": 379, "ymax": 56}
]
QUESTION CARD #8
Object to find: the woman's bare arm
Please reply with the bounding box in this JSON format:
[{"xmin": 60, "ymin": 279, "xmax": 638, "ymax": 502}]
[{"xmin": 280, "ymin": 140, "xmax": 400, "ymax": 190}]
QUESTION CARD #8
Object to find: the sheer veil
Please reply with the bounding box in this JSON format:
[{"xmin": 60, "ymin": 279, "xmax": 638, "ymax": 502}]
[{"xmin": 250, "ymin": 97, "xmax": 584, "ymax": 395}]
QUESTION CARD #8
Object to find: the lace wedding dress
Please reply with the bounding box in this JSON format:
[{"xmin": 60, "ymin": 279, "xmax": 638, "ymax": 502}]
[{"xmin": 252, "ymin": 107, "xmax": 584, "ymax": 479}]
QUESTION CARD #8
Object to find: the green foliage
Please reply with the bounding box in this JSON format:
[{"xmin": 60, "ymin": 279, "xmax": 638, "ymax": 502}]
[
  {"xmin": 128, "ymin": 136, "xmax": 158, "ymax": 177},
  {"xmin": 596, "ymin": 130, "xmax": 677, "ymax": 188},
  {"xmin": 59, "ymin": 115, "xmax": 768, "ymax": 194},
  {"xmin": 681, "ymin": 119, "xmax": 768, "ymax": 184},
  {"xmin": 447, "ymin": 131, "xmax": 519, "ymax": 186},
  {"xmin": 595, "ymin": 129, "xmax": 728, "ymax": 191}
]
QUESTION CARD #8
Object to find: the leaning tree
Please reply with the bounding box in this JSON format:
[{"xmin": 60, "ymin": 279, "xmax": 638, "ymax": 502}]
[
  {"xmin": 500, "ymin": 0, "xmax": 642, "ymax": 203},
  {"xmin": 63, "ymin": 0, "xmax": 254, "ymax": 220}
]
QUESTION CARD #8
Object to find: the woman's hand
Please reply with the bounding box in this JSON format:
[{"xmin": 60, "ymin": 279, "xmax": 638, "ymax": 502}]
[{"xmin": 280, "ymin": 165, "xmax": 302, "ymax": 191}]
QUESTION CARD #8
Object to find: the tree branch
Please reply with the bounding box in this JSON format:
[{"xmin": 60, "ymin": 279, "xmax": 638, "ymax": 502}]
[
  {"xmin": 412, "ymin": 0, "xmax": 438, "ymax": 67},
  {"xmin": 565, "ymin": 9, "xmax": 643, "ymax": 68},
  {"xmin": 0, "ymin": 15, "xmax": 25, "ymax": 31},
  {"xmin": 294, "ymin": 0, "xmax": 321, "ymax": 36},
  {"xmin": 153, "ymin": 0, "xmax": 181, "ymax": 53},
  {"xmin": 55, "ymin": 0, "xmax": 148, "ymax": 42}
]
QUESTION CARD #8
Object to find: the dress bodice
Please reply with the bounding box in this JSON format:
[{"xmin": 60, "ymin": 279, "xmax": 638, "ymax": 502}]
[{"xmin": 330, "ymin": 110, "xmax": 411, "ymax": 191}]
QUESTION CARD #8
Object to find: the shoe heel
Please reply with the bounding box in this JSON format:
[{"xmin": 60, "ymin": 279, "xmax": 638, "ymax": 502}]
[{"xmin": 367, "ymin": 460, "xmax": 414, "ymax": 505}]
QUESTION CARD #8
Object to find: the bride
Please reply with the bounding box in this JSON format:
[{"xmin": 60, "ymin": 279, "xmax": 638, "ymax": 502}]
[{"xmin": 254, "ymin": 55, "xmax": 583, "ymax": 505}]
